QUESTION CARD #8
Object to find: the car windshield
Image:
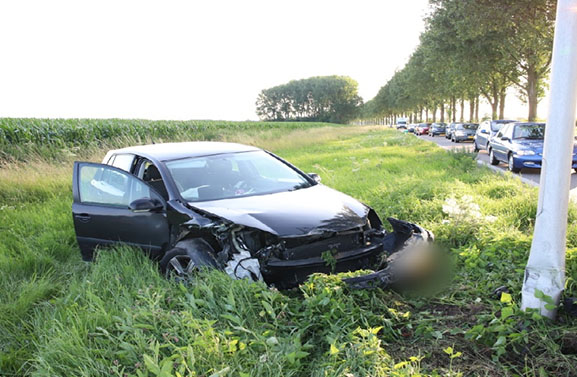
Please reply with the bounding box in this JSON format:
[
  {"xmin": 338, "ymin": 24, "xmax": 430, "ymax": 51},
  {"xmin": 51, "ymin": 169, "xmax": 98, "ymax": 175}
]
[
  {"xmin": 165, "ymin": 150, "xmax": 312, "ymax": 202},
  {"xmin": 463, "ymin": 124, "xmax": 478, "ymax": 130},
  {"xmin": 513, "ymin": 124, "xmax": 545, "ymax": 139},
  {"xmin": 491, "ymin": 120, "xmax": 514, "ymax": 132}
]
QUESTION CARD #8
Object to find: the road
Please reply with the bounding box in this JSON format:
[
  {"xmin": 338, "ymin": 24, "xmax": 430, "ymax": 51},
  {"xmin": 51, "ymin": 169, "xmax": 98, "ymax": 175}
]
[{"xmin": 416, "ymin": 133, "xmax": 577, "ymax": 196}]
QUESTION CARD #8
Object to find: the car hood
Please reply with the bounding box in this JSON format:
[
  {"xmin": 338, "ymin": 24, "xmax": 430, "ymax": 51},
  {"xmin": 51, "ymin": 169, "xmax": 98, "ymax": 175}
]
[
  {"xmin": 514, "ymin": 139, "xmax": 544, "ymax": 153},
  {"xmin": 513, "ymin": 140, "xmax": 577, "ymax": 154},
  {"xmin": 189, "ymin": 185, "xmax": 369, "ymax": 237}
]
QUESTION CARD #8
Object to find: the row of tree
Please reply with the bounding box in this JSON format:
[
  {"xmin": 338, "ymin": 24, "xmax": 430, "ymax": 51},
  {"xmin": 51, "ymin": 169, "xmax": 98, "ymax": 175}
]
[
  {"xmin": 256, "ymin": 76, "xmax": 362, "ymax": 124},
  {"xmin": 363, "ymin": 0, "xmax": 555, "ymax": 124}
]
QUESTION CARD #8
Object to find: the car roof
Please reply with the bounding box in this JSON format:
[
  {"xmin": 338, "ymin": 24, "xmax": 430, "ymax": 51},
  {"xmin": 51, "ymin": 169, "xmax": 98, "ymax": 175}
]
[
  {"xmin": 513, "ymin": 122, "xmax": 545, "ymax": 126},
  {"xmin": 110, "ymin": 141, "xmax": 261, "ymax": 161}
]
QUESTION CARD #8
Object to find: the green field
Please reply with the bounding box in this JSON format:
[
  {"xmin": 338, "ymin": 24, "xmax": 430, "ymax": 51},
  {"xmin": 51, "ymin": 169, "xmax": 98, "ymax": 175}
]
[{"xmin": 1, "ymin": 122, "xmax": 577, "ymax": 376}]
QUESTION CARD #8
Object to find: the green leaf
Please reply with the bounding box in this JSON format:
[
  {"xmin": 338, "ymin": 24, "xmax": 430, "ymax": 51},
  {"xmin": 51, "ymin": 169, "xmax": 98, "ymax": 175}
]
[
  {"xmin": 493, "ymin": 336, "xmax": 506, "ymax": 348},
  {"xmin": 501, "ymin": 306, "xmax": 514, "ymax": 320}
]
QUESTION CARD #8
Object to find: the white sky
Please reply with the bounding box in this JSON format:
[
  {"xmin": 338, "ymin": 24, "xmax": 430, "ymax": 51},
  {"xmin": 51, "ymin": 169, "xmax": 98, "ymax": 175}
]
[
  {"xmin": 0, "ymin": 0, "xmax": 431, "ymax": 121},
  {"xmin": 0, "ymin": 0, "xmax": 548, "ymax": 121}
]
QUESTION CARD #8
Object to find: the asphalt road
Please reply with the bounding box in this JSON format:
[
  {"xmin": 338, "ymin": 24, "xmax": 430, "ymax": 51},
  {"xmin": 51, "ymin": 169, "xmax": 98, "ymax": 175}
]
[{"xmin": 416, "ymin": 133, "xmax": 577, "ymax": 194}]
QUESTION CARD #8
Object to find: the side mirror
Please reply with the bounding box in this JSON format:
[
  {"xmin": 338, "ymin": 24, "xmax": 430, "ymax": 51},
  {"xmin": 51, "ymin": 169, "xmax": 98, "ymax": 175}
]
[
  {"xmin": 481, "ymin": 129, "xmax": 489, "ymax": 134},
  {"xmin": 129, "ymin": 198, "xmax": 163, "ymax": 212},
  {"xmin": 501, "ymin": 136, "xmax": 510, "ymax": 142},
  {"xmin": 308, "ymin": 173, "xmax": 322, "ymax": 183}
]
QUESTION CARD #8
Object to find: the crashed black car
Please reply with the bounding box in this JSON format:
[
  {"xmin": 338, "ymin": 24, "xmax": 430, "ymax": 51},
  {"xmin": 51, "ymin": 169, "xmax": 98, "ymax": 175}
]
[{"xmin": 72, "ymin": 142, "xmax": 432, "ymax": 289}]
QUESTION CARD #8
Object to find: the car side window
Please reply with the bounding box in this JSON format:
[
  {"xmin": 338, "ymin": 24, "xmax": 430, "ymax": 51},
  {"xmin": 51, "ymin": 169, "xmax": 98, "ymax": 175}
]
[
  {"xmin": 78, "ymin": 165, "xmax": 159, "ymax": 207},
  {"xmin": 110, "ymin": 154, "xmax": 135, "ymax": 172}
]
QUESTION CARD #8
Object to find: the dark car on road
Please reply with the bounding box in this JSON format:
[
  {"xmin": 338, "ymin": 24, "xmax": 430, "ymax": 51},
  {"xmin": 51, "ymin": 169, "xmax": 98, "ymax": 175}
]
[
  {"xmin": 474, "ymin": 119, "xmax": 515, "ymax": 152},
  {"xmin": 72, "ymin": 142, "xmax": 431, "ymax": 288},
  {"xmin": 445, "ymin": 123, "xmax": 458, "ymax": 140},
  {"xmin": 407, "ymin": 124, "xmax": 417, "ymax": 133},
  {"xmin": 451, "ymin": 123, "xmax": 479, "ymax": 143},
  {"xmin": 428, "ymin": 123, "xmax": 446, "ymax": 137},
  {"xmin": 488, "ymin": 122, "xmax": 577, "ymax": 173}
]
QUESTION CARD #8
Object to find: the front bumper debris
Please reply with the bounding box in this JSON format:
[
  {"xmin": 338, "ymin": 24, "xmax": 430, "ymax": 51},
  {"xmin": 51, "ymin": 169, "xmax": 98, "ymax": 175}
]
[{"xmin": 343, "ymin": 218, "xmax": 435, "ymax": 290}]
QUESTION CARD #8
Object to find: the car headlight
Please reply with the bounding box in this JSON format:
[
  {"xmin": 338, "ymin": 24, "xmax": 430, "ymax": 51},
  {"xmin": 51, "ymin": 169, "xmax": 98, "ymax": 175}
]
[
  {"xmin": 517, "ymin": 150, "xmax": 536, "ymax": 156},
  {"xmin": 455, "ymin": 131, "xmax": 465, "ymax": 136}
]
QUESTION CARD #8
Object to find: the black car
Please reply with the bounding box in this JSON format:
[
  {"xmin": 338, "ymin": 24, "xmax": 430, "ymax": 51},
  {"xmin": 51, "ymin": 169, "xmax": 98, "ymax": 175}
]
[{"xmin": 72, "ymin": 142, "xmax": 431, "ymax": 288}]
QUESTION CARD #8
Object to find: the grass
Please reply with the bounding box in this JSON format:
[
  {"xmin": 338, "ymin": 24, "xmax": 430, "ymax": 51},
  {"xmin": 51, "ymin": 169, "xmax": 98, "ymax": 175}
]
[
  {"xmin": 1, "ymin": 123, "xmax": 577, "ymax": 376},
  {"xmin": 0, "ymin": 118, "xmax": 343, "ymax": 164}
]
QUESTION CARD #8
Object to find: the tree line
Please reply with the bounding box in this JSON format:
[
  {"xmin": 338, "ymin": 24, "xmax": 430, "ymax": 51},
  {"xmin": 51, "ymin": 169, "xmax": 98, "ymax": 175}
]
[
  {"xmin": 363, "ymin": 0, "xmax": 555, "ymax": 124},
  {"xmin": 256, "ymin": 76, "xmax": 362, "ymax": 124}
]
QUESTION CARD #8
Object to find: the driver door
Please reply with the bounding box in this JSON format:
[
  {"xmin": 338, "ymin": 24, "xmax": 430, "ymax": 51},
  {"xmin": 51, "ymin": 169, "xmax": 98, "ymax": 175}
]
[{"xmin": 72, "ymin": 162, "xmax": 170, "ymax": 261}]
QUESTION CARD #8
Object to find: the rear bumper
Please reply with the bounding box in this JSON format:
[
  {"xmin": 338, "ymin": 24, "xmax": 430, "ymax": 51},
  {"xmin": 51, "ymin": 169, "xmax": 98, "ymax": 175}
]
[{"xmin": 454, "ymin": 135, "xmax": 475, "ymax": 141}]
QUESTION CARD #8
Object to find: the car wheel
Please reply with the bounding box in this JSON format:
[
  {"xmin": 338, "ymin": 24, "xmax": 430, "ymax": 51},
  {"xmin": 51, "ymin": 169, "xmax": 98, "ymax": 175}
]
[
  {"xmin": 489, "ymin": 149, "xmax": 499, "ymax": 165},
  {"xmin": 160, "ymin": 240, "xmax": 218, "ymax": 282},
  {"xmin": 473, "ymin": 140, "xmax": 479, "ymax": 152},
  {"xmin": 508, "ymin": 154, "xmax": 521, "ymax": 173}
]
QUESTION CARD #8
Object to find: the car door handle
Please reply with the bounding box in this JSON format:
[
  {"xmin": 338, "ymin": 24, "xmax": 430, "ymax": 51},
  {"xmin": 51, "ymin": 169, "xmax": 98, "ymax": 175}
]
[{"xmin": 74, "ymin": 213, "xmax": 91, "ymax": 223}]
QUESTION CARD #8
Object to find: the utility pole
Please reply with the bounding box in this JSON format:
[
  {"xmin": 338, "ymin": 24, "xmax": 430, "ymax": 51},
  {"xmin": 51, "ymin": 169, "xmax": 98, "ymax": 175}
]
[{"xmin": 521, "ymin": 0, "xmax": 577, "ymax": 318}]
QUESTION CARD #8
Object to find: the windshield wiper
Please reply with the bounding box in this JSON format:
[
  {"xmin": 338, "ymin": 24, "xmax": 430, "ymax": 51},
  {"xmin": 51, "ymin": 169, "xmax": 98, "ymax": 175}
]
[{"xmin": 288, "ymin": 182, "xmax": 311, "ymax": 192}]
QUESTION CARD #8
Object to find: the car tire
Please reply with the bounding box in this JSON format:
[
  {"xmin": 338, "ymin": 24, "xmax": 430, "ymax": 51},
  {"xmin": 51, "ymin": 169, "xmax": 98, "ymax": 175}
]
[
  {"xmin": 489, "ymin": 149, "xmax": 499, "ymax": 165},
  {"xmin": 508, "ymin": 154, "xmax": 521, "ymax": 173},
  {"xmin": 160, "ymin": 239, "xmax": 218, "ymax": 282},
  {"xmin": 473, "ymin": 141, "xmax": 479, "ymax": 152}
]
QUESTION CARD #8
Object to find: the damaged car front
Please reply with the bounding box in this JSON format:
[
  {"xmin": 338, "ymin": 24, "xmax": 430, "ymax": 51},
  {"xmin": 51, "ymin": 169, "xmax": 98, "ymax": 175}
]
[{"xmin": 72, "ymin": 142, "xmax": 433, "ymax": 289}]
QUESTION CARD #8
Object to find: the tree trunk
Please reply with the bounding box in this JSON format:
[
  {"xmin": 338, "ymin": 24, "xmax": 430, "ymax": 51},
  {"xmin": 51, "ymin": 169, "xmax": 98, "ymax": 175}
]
[
  {"xmin": 419, "ymin": 108, "xmax": 423, "ymax": 122},
  {"xmin": 459, "ymin": 99, "xmax": 465, "ymax": 122},
  {"xmin": 499, "ymin": 90, "xmax": 506, "ymax": 120},
  {"xmin": 469, "ymin": 98, "xmax": 475, "ymax": 123},
  {"xmin": 527, "ymin": 65, "xmax": 538, "ymax": 121},
  {"xmin": 451, "ymin": 97, "xmax": 456, "ymax": 122},
  {"xmin": 440, "ymin": 102, "xmax": 445, "ymax": 123},
  {"xmin": 475, "ymin": 96, "xmax": 479, "ymax": 122},
  {"xmin": 425, "ymin": 108, "xmax": 429, "ymax": 122},
  {"xmin": 432, "ymin": 105, "xmax": 437, "ymax": 122}
]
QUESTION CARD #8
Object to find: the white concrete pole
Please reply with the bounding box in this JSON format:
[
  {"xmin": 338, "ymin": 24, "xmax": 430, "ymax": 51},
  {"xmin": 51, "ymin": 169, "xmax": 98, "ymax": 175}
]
[{"xmin": 521, "ymin": 0, "xmax": 577, "ymax": 318}]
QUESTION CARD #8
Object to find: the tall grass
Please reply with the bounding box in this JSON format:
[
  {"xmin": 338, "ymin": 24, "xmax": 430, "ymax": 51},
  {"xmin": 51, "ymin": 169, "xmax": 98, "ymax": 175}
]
[
  {"xmin": 0, "ymin": 118, "xmax": 341, "ymax": 163},
  {"xmin": 1, "ymin": 126, "xmax": 577, "ymax": 376}
]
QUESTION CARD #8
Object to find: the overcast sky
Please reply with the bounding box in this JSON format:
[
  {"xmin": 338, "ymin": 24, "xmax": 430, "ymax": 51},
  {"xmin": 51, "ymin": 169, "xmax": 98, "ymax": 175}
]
[{"xmin": 0, "ymin": 0, "xmax": 431, "ymax": 120}]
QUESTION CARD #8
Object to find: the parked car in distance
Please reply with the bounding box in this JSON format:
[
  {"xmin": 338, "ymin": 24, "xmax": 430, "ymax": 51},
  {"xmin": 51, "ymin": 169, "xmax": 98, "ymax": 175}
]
[
  {"xmin": 415, "ymin": 123, "xmax": 432, "ymax": 135},
  {"xmin": 71, "ymin": 142, "xmax": 431, "ymax": 289},
  {"xmin": 445, "ymin": 123, "xmax": 458, "ymax": 139},
  {"xmin": 474, "ymin": 119, "xmax": 516, "ymax": 152},
  {"xmin": 488, "ymin": 122, "xmax": 577, "ymax": 173},
  {"xmin": 428, "ymin": 123, "xmax": 447, "ymax": 137},
  {"xmin": 407, "ymin": 124, "xmax": 418, "ymax": 133},
  {"xmin": 451, "ymin": 123, "xmax": 479, "ymax": 143}
]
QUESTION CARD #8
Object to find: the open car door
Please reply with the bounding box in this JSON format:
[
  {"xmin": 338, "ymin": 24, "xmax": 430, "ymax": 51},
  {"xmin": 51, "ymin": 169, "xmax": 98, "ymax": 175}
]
[{"xmin": 72, "ymin": 162, "xmax": 170, "ymax": 261}]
